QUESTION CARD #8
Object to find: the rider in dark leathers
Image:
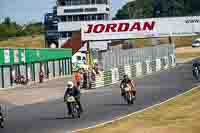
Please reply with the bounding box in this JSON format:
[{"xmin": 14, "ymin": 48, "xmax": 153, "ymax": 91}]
[
  {"xmin": 193, "ymin": 60, "xmax": 200, "ymax": 69},
  {"xmin": 64, "ymin": 81, "xmax": 83, "ymax": 115}
]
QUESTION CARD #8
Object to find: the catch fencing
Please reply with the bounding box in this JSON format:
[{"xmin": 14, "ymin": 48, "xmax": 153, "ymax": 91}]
[{"xmin": 97, "ymin": 44, "xmax": 174, "ymax": 71}]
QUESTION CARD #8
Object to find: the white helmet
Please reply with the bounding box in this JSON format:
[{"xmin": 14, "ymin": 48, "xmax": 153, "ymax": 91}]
[{"xmin": 67, "ymin": 81, "xmax": 74, "ymax": 88}]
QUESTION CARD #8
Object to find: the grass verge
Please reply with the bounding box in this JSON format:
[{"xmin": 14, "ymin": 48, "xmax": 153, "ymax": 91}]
[
  {"xmin": 0, "ymin": 35, "xmax": 45, "ymax": 48},
  {"xmin": 176, "ymin": 52, "xmax": 200, "ymax": 59},
  {"xmin": 77, "ymin": 87, "xmax": 200, "ymax": 133}
]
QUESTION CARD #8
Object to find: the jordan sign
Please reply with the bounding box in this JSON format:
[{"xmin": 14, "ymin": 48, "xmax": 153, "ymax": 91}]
[
  {"xmin": 85, "ymin": 21, "xmax": 156, "ymax": 33},
  {"xmin": 81, "ymin": 16, "xmax": 200, "ymax": 41}
]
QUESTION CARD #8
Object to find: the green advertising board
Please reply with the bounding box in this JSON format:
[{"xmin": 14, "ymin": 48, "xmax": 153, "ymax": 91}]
[
  {"xmin": 0, "ymin": 48, "xmax": 72, "ymax": 65},
  {"xmin": 25, "ymin": 48, "xmax": 72, "ymax": 63}
]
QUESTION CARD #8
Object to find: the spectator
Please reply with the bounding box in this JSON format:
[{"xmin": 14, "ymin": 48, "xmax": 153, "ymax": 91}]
[
  {"xmin": 39, "ymin": 71, "xmax": 44, "ymax": 83},
  {"xmin": 82, "ymin": 69, "xmax": 88, "ymax": 89},
  {"xmin": 75, "ymin": 69, "xmax": 81, "ymax": 89},
  {"xmin": 88, "ymin": 67, "xmax": 96, "ymax": 89},
  {"xmin": 94, "ymin": 63, "xmax": 99, "ymax": 74}
]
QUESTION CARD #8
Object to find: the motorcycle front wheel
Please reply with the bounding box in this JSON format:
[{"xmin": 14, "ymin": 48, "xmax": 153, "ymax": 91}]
[{"xmin": 71, "ymin": 103, "xmax": 80, "ymax": 119}]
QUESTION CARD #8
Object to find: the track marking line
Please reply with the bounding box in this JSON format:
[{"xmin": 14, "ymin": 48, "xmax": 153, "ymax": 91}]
[{"xmin": 71, "ymin": 85, "xmax": 200, "ymax": 133}]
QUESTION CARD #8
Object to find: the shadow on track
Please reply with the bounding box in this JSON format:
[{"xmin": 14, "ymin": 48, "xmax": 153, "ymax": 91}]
[
  {"xmin": 40, "ymin": 116, "xmax": 74, "ymax": 121},
  {"xmin": 103, "ymin": 103, "xmax": 130, "ymax": 107}
]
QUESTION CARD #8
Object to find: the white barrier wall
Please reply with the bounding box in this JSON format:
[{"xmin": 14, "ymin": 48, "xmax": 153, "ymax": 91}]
[
  {"xmin": 156, "ymin": 59, "xmax": 161, "ymax": 72},
  {"xmin": 136, "ymin": 62, "xmax": 142, "ymax": 77},
  {"xmin": 124, "ymin": 65, "xmax": 132, "ymax": 78},
  {"xmin": 170, "ymin": 54, "xmax": 176, "ymax": 67},
  {"xmin": 111, "ymin": 68, "xmax": 119, "ymax": 83},
  {"xmin": 146, "ymin": 60, "xmax": 152, "ymax": 74},
  {"xmin": 163, "ymin": 56, "xmax": 169, "ymax": 69}
]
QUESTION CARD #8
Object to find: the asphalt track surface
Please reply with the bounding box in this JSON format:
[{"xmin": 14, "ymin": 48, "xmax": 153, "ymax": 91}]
[{"xmin": 0, "ymin": 61, "xmax": 199, "ymax": 133}]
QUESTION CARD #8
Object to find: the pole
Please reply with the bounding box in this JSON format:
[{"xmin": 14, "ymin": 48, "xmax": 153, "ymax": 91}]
[
  {"xmin": 87, "ymin": 41, "xmax": 91, "ymax": 66},
  {"xmin": 128, "ymin": 4, "xmax": 131, "ymax": 19}
]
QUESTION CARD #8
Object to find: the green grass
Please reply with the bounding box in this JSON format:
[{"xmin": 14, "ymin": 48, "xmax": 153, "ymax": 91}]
[{"xmin": 77, "ymin": 88, "xmax": 200, "ymax": 133}]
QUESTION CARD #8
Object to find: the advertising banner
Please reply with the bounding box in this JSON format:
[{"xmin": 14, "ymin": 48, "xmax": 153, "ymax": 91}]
[
  {"xmin": 81, "ymin": 16, "xmax": 200, "ymax": 41},
  {"xmin": 4, "ymin": 48, "xmax": 10, "ymax": 64}
]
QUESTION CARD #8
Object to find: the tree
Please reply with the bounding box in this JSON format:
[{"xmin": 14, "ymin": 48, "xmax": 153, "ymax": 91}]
[
  {"xmin": 3, "ymin": 17, "xmax": 11, "ymax": 26},
  {"xmin": 114, "ymin": 0, "xmax": 200, "ymax": 20},
  {"xmin": 0, "ymin": 18, "xmax": 44, "ymax": 38},
  {"xmin": 114, "ymin": 0, "xmax": 154, "ymax": 19},
  {"xmin": 114, "ymin": 4, "xmax": 130, "ymax": 20},
  {"xmin": 190, "ymin": 0, "xmax": 200, "ymax": 15}
]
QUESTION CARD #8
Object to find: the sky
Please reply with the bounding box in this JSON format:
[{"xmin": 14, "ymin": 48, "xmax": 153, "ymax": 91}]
[{"xmin": 0, "ymin": 0, "xmax": 130, "ymax": 24}]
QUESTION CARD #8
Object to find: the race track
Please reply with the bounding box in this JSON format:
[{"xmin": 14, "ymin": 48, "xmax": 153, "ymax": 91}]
[{"xmin": 0, "ymin": 60, "xmax": 198, "ymax": 133}]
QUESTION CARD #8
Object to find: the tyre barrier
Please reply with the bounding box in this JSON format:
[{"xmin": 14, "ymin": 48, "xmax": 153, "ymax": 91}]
[
  {"xmin": 130, "ymin": 64, "xmax": 137, "ymax": 78},
  {"xmin": 91, "ymin": 55, "xmax": 176, "ymax": 89}
]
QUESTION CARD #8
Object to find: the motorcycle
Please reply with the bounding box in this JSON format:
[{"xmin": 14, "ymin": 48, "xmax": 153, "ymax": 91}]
[
  {"xmin": 123, "ymin": 84, "xmax": 135, "ymax": 104},
  {"xmin": 193, "ymin": 66, "xmax": 199, "ymax": 80},
  {"xmin": 66, "ymin": 96, "xmax": 81, "ymax": 119}
]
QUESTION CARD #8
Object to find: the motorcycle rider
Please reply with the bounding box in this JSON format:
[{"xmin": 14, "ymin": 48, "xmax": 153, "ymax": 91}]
[
  {"xmin": 120, "ymin": 75, "xmax": 136, "ymax": 97},
  {"xmin": 192, "ymin": 60, "xmax": 200, "ymax": 70},
  {"xmin": 64, "ymin": 81, "xmax": 83, "ymax": 115}
]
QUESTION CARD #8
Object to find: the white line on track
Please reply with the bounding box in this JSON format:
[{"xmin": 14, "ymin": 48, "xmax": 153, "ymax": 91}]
[{"xmin": 71, "ymin": 85, "xmax": 200, "ymax": 133}]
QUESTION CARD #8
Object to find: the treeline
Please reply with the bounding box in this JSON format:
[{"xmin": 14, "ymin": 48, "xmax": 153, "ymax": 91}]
[
  {"xmin": 114, "ymin": 0, "xmax": 200, "ymax": 20},
  {"xmin": 0, "ymin": 17, "xmax": 44, "ymax": 39}
]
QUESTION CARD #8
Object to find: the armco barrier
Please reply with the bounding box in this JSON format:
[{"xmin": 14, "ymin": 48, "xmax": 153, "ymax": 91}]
[{"xmin": 93, "ymin": 55, "xmax": 176, "ymax": 89}]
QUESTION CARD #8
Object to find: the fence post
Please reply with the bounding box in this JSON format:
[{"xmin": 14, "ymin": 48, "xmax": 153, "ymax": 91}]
[
  {"xmin": 53, "ymin": 60, "xmax": 55, "ymax": 77},
  {"xmin": 10, "ymin": 66, "xmax": 13, "ymax": 86},
  {"xmin": 1, "ymin": 66, "xmax": 4, "ymax": 88}
]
